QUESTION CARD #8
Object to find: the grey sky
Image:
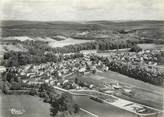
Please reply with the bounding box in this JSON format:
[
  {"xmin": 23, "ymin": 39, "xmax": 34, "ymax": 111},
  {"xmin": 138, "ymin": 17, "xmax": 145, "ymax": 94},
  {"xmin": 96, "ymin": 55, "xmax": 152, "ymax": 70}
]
[{"xmin": 0, "ymin": 0, "xmax": 164, "ymax": 21}]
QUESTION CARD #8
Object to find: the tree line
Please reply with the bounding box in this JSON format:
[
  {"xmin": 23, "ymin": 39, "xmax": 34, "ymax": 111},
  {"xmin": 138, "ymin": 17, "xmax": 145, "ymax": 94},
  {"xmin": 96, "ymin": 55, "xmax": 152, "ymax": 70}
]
[
  {"xmin": 91, "ymin": 55, "xmax": 164, "ymax": 87},
  {"xmin": 2, "ymin": 39, "xmax": 135, "ymax": 67}
]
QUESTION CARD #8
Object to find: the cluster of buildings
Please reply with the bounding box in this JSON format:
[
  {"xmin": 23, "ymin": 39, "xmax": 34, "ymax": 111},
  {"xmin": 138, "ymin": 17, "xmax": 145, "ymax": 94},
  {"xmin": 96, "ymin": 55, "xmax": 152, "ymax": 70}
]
[
  {"xmin": 14, "ymin": 54, "xmax": 109, "ymax": 89},
  {"xmin": 109, "ymin": 49, "xmax": 161, "ymax": 66},
  {"xmin": 10, "ymin": 48, "xmax": 162, "ymax": 91}
]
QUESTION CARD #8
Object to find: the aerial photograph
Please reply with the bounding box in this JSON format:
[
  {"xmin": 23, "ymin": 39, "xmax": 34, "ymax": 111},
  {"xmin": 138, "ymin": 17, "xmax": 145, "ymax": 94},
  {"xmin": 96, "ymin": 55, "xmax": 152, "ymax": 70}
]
[{"xmin": 0, "ymin": 0, "xmax": 164, "ymax": 117}]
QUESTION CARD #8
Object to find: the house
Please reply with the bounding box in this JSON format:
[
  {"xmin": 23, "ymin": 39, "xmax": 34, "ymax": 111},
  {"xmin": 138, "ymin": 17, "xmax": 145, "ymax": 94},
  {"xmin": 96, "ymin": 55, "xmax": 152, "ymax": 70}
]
[
  {"xmin": 45, "ymin": 79, "xmax": 50, "ymax": 83},
  {"xmin": 89, "ymin": 84, "xmax": 94, "ymax": 89},
  {"xmin": 79, "ymin": 67, "xmax": 86, "ymax": 72},
  {"xmin": 0, "ymin": 66, "xmax": 6, "ymax": 73},
  {"xmin": 63, "ymin": 80, "xmax": 69, "ymax": 84}
]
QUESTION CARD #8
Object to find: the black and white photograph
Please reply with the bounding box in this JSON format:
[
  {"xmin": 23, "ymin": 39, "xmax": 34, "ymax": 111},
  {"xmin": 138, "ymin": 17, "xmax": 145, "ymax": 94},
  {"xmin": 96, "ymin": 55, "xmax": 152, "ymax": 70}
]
[{"xmin": 0, "ymin": 0, "xmax": 164, "ymax": 117}]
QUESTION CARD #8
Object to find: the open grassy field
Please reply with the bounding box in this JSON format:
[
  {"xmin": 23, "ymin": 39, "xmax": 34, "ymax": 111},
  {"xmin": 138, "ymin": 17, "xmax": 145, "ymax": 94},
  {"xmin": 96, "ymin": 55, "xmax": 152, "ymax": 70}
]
[
  {"xmin": 1, "ymin": 36, "xmax": 93, "ymax": 48},
  {"xmin": 73, "ymin": 96, "xmax": 138, "ymax": 117},
  {"xmin": 0, "ymin": 42, "xmax": 27, "ymax": 52},
  {"xmin": 48, "ymin": 37, "xmax": 92, "ymax": 48},
  {"xmin": 83, "ymin": 71, "xmax": 164, "ymax": 110},
  {"xmin": 137, "ymin": 44, "xmax": 164, "ymax": 50},
  {"xmin": 1, "ymin": 94, "xmax": 51, "ymax": 117}
]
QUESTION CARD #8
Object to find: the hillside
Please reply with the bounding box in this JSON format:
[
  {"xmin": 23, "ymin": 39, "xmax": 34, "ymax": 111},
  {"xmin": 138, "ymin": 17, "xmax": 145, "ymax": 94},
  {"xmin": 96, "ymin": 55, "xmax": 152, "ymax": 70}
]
[{"xmin": 1, "ymin": 20, "xmax": 164, "ymax": 40}]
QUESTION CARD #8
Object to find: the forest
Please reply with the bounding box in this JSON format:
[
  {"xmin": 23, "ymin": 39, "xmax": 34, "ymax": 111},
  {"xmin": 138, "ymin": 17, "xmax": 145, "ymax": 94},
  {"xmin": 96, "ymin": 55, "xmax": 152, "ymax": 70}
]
[{"xmin": 2, "ymin": 39, "xmax": 135, "ymax": 67}]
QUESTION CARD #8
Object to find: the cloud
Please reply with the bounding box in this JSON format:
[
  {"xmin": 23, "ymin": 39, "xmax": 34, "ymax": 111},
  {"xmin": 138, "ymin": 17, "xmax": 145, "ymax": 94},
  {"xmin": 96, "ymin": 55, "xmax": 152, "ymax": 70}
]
[{"xmin": 0, "ymin": 0, "xmax": 164, "ymax": 21}]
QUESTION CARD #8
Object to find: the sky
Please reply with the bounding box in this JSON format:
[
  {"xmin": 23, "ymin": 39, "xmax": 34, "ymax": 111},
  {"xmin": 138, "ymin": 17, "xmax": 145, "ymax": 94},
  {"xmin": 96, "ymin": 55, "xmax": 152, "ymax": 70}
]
[{"xmin": 0, "ymin": 0, "xmax": 164, "ymax": 21}]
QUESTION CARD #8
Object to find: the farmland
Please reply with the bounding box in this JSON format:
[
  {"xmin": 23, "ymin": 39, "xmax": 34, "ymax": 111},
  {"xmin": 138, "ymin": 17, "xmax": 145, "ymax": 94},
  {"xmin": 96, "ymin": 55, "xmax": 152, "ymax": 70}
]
[
  {"xmin": 137, "ymin": 44, "xmax": 164, "ymax": 50},
  {"xmin": 0, "ymin": 93, "xmax": 51, "ymax": 117},
  {"xmin": 1, "ymin": 21, "xmax": 164, "ymax": 43},
  {"xmin": 1, "ymin": 36, "xmax": 93, "ymax": 48}
]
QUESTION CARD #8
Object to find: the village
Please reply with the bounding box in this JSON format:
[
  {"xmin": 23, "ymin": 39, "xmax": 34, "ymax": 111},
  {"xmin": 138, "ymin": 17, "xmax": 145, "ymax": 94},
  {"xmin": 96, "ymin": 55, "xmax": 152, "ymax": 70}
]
[
  {"xmin": 1, "ymin": 0, "xmax": 164, "ymax": 116},
  {"xmin": 4, "ymin": 48, "xmax": 162, "ymax": 88},
  {"xmin": 1, "ymin": 45, "xmax": 164, "ymax": 116}
]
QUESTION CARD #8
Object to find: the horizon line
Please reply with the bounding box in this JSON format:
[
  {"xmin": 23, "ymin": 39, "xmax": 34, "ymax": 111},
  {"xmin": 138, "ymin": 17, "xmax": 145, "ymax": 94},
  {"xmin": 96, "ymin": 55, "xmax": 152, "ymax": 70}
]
[{"xmin": 1, "ymin": 19, "xmax": 164, "ymax": 22}]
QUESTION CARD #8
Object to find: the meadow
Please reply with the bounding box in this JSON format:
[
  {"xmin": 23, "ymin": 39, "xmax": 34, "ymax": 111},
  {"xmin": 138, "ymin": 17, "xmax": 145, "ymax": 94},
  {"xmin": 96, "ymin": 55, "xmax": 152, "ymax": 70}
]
[
  {"xmin": 82, "ymin": 71, "xmax": 164, "ymax": 110},
  {"xmin": 1, "ymin": 94, "xmax": 51, "ymax": 117}
]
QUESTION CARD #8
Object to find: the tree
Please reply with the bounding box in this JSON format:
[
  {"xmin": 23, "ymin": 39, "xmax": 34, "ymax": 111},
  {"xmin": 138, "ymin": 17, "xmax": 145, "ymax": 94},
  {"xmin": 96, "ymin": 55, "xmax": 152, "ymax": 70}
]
[
  {"xmin": 73, "ymin": 104, "xmax": 80, "ymax": 113},
  {"xmin": 50, "ymin": 100, "xmax": 59, "ymax": 117},
  {"xmin": 10, "ymin": 82, "xmax": 21, "ymax": 90},
  {"xmin": 50, "ymin": 92, "xmax": 75, "ymax": 117},
  {"xmin": 129, "ymin": 45, "xmax": 142, "ymax": 52},
  {"xmin": 29, "ymin": 88, "xmax": 37, "ymax": 96},
  {"xmin": 2, "ymin": 82, "xmax": 10, "ymax": 94}
]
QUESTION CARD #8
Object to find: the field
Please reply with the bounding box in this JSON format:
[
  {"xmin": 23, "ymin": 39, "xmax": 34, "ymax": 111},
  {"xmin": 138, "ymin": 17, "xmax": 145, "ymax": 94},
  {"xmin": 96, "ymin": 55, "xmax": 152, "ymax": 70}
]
[
  {"xmin": 1, "ymin": 20, "xmax": 164, "ymax": 42},
  {"xmin": 0, "ymin": 42, "xmax": 27, "ymax": 52},
  {"xmin": 137, "ymin": 44, "xmax": 164, "ymax": 50},
  {"xmin": 0, "ymin": 94, "xmax": 51, "ymax": 117},
  {"xmin": 48, "ymin": 37, "xmax": 93, "ymax": 48},
  {"xmin": 1, "ymin": 36, "xmax": 92, "ymax": 49},
  {"xmin": 82, "ymin": 71, "xmax": 164, "ymax": 110},
  {"xmin": 73, "ymin": 96, "xmax": 137, "ymax": 117},
  {"xmin": 1, "ymin": 20, "xmax": 164, "ymax": 55}
]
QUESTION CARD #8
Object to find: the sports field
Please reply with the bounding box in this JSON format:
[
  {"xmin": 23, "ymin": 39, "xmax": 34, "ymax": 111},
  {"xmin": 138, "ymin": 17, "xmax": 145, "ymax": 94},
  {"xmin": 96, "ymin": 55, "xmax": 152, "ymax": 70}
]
[
  {"xmin": 73, "ymin": 96, "xmax": 136, "ymax": 117},
  {"xmin": 83, "ymin": 70, "xmax": 164, "ymax": 110}
]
